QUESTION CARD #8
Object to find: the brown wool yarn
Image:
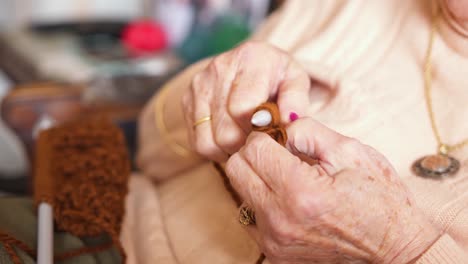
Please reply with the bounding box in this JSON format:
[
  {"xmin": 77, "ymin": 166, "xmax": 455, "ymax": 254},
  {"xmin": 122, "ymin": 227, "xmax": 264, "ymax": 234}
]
[
  {"xmin": 214, "ymin": 102, "xmax": 287, "ymax": 264},
  {"xmin": 0, "ymin": 229, "xmax": 36, "ymax": 264},
  {"xmin": 251, "ymin": 103, "xmax": 287, "ymax": 145}
]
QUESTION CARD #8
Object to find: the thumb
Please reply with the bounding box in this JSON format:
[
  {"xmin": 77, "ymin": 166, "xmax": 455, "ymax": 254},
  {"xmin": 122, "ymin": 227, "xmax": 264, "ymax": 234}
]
[{"xmin": 285, "ymin": 117, "xmax": 359, "ymax": 174}]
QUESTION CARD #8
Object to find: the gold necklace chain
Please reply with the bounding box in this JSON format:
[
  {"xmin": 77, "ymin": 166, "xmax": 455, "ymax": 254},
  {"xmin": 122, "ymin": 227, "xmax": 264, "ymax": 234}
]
[{"xmin": 424, "ymin": 11, "xmax": 468, "ymax": 155}]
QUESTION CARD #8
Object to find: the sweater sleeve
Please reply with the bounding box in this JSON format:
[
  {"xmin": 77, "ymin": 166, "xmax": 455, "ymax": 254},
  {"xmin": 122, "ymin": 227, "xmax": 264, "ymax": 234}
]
[{"xmin": 416, "ymin": 234, "xmax": 468, "ymax": 264}]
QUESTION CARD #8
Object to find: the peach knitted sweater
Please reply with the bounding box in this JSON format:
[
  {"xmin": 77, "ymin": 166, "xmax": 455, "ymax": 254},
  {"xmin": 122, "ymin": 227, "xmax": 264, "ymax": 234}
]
[{"xmin": 121, "ymin": 0, "xmax": 468, "ymax": 263}]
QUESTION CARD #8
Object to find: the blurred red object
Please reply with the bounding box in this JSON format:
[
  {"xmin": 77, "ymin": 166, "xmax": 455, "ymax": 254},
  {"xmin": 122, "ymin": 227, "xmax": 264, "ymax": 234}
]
[{"xmin": 122, "ymin": 20, "xmax": 168, "ymax": 56}]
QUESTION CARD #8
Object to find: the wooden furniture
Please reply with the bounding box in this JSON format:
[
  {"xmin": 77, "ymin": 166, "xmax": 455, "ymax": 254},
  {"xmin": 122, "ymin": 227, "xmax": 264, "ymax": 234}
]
[
  {"xmin": 1, "ymin": 82, "xmax": 142, "ymax": 193},
  {"xmin": 1, "ymin": 83, "xmax": 84, "ymax": 160}
]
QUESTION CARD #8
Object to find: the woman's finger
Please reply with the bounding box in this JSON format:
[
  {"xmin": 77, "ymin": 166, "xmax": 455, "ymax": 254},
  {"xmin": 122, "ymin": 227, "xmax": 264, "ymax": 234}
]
[
  {"xmin": 211, "ymin": 108, "xmax": 247, "ymax": 155},
  {"xmin": 227, "ymin": 44, "xmax": 288, "ymax": 132},
  {"xmin": 225, "ymin": 152, "xmax": 270, "ymax": 207},
  {"xmin": 191, "ymin": 73, "xmax": 229, "ymax": 162},
  {"xmin": 209, "ymin": 57, "xmax": 249, "ymax": 155},
  {"xmin": 276, "ymin": 61, "xmax": 312, "ymax": 123},
  {"xmin": 226, "ymin": 152, "xmax": 278, "ymax": 252},
  {"xmin": 285, "ymin": 117, "xmax": 366, "ymax": 173},
  {"xmin": 236, "ymin": 132, "xmax": 324, "ymax": 194}
]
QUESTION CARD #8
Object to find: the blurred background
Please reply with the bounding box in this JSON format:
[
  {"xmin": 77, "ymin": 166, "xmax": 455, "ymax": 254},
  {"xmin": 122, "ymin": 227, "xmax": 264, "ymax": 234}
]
[{"xmin": 0, "ymin": 0, "xmax": 283, "ymax": 195}]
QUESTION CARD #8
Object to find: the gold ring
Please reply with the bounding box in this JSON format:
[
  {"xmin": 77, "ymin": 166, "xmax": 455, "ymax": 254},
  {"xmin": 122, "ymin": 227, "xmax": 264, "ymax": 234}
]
[
  {"xmin": 193, "ymin": 116, "xmax": 212, "ymax": 128},
  {"xmin": 239, "ymin": 205, "xmax": 256, "ymax": 226}
]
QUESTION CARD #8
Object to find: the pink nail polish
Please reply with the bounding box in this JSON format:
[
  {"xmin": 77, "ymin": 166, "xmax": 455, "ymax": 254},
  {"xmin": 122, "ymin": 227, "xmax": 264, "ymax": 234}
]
[{"xmin": 289, "ymin": 112, "xmax": 299, "ymax": 122}]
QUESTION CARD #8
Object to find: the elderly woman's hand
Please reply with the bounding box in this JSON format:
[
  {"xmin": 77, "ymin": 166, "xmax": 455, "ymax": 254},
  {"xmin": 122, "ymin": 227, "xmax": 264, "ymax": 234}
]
[
  {"xmin": 226, "ymin": 118, "xmax": 440, "ymax": 264},
  {"xmin": 182, "ymin": 41, "xmax": 311, "ymax": 162}
]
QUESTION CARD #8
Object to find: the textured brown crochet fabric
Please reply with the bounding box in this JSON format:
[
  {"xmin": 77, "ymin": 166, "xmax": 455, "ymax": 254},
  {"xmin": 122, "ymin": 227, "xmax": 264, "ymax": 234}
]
[
  {"xmin": 215, "ymin": 102, "xmax": 287, "ymax": 264},
  {"xmin": 36, "ymin": 118, "xmax": 130, "ymax": 261},
  {"xmin": 0, "ymin": 118, "xmax": 130, "ymax": 263}
]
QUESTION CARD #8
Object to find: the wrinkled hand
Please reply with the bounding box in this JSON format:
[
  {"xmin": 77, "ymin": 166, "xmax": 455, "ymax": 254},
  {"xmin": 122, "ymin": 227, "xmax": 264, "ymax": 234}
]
[
  {"xmin": 182, "ymin": 41, "xmax": 311, "ymax": 162},
  {"xmin": 226, "ymin": 118, "xmax": 440, "ymax": 264}
]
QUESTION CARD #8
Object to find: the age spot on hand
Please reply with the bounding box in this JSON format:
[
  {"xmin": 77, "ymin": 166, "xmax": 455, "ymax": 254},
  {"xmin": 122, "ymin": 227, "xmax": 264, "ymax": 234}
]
[
  {"xmin": 382, "ymin": 167, "xmax": 391, "ymax": 178},
  {"xmin": 354, "ymin": 160, "xmax": 361, "ymax": 167}
]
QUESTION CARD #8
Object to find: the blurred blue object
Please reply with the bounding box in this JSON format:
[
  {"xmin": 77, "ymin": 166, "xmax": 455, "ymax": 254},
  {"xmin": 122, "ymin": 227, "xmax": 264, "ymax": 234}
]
[
  {"xmin": 153, "ymin": 0, "xmax": 270, "ymax": 63},
  {"xmin": 211, "ymin": 15, "xmax": 251, "ymax": 54},
  {"xmin": 177, "ymin": 14, "xmax": 250, "ymax": 63}
]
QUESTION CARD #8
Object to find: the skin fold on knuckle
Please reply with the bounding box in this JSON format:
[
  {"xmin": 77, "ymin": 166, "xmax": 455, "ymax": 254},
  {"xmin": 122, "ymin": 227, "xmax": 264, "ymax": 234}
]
[
  {"xmin": 227, "ymin": 89, "xmax": 271, "ymax": 131},
  {"xmin": 191, "ymin": 72, "xmax": 204, "ymax": 93},
  {"xmin": 286, "ymin": 118, "xmax": 320, "ymax": 154},
  {"xmin": 271, "ymin": 225, "xmax": 299, "ymax": 250},
  {"xmin": 213, "ymin": 123, "xmax": 244, "ymax": 154},
  {"xmin": 194, "ymin": 136, "xmax": 220, "ymax": 159},
  {"xmin": 227, "ymin": 86, "xmax": 257, "ymax": 123},
  {"xmin": 261, "ymin": 235, "xmax": 287, "ymax": 262},
  {"xmin": 210, "ymin": 54, "xmax": 234, "ymax": 78},
  {"xmin": 288, "ymin": 190, "xmax": 323, "ymax": 221}
]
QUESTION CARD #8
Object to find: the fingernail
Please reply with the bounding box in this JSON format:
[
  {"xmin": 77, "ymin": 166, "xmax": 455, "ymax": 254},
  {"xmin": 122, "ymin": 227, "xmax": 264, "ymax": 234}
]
[
  {"xmin": 251, "ymin": 110, "xmax": 272, "ymax": 127},
  {"xmin": 289, "ymin": 112, "xmax": 299, "ymax": 122}
]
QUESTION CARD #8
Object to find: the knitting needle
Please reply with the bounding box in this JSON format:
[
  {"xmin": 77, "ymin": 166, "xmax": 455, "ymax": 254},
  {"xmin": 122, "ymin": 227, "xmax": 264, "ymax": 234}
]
[
  {"xmin": 37, "ymin": 203, "xmax": 53, "ymax": 264},
  {"xmin": 34, "ymin": 115, "xmax": 56, "ymax": 264}
]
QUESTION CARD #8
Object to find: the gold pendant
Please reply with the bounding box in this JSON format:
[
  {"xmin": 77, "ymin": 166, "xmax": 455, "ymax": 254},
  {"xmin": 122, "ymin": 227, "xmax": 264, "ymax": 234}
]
[{"xmin": 412, "ymin": 154, "xmax": 460, "ymax": 178}]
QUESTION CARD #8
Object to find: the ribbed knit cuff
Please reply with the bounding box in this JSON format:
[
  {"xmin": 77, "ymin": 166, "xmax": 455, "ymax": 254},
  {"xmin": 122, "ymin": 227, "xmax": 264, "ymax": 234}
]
[{"xmin": 416, "ymin": 234, "xmax": 468, "ymax": 264}]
